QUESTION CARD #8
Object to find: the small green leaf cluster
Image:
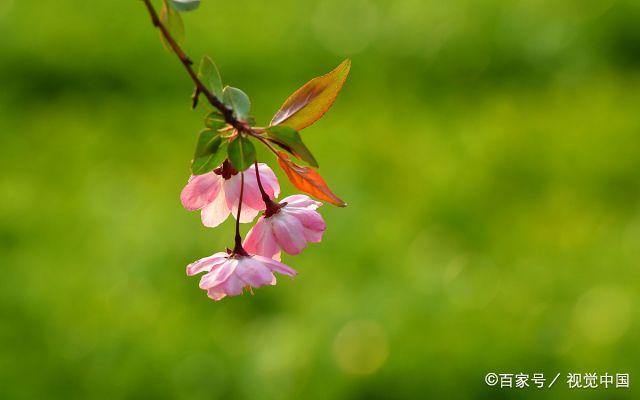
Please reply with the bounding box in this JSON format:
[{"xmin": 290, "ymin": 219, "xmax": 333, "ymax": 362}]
[
  {"xmin": 191, "ymin": 114, "xmax": 257, "ymax": 175},
  {"xmin": 191, "ymin": 117, "xmax": 227, "ymax": 175},
  {"xmin": 190, "ymin": 55, "xmax": 259, "ymax": 175}
]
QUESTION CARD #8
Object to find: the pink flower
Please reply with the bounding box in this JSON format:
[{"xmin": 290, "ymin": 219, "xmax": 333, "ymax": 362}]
[
  {"xmin": 180, "ymin": 162, "xmax": 280, "ymax": 227},
  {"xmin": 186, "ymin": 252, "xmax": 297, "ymax": 300},
  {"xmin": 243, "ymin": 195, "xmax": 326, "ymax": 260}
]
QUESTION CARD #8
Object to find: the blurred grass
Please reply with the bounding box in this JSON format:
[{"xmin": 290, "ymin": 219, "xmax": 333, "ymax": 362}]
[{"xmin": 1, "ymin": 0, "xmax": 639, "ymax": 399}]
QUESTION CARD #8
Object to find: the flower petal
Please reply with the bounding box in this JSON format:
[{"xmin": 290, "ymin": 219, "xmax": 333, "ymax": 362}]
[
  {"xmin": 221, "ymin": 173, "xmax": 241, "ymax": 206},
  {"xmin": 235, "ymin": 257, "xmax": 275, "ymax": 288},
  {"xmin": 232, "ymin": 204, "xmax": 261, "ymax": 223},
  {"xmin": 287, "ymin": 208, "xmax": 325, "ymax": 243},
  {"xmin": 219, "ymin": 273, "xmax": 245, "ymax": 296},
  {"xmin": 237, "ymin": 173, "xmax": 266, "ymax": 211},
  {"xmin": 272, "ymin": 213, "xmax": 307, "ymax": 254},
  {"xmin": 253, "ymin": 255, "xmax": 297, "ymax": 277},
  {"xmin": 200, "ymin": 190, "xmax": 231, "ymax": 227},
  {"xmin": 286, "ymin": 208, "xmax": 326, "ymax": 231},
  {"xmin": 243, "ymin": 218, "xmax": 281, "ymax": 259},
  {"xmin": 180, "ymin": 173, "xmax": 222, "ymax": 211},
  {"xmin": 186, "ymin": 252, "xmax": 228, "ymax": 276},
  {"xmin": 281, "ymin": 194, "xmax": 321, "ymax": 210},
  {"xmin": 223, "ymin": 173, "xmax": 262, "ymax": 223},
  {"xmin": 303, "ymin": 227, "xmax": 324, "ymax": 243},
  {"xmin": 199, "ymin": 259, "xmax": 237, "ymax": 289},
  {"xmin": 207, "ymin": 287, "xmax": 228, "ymax": 301}
]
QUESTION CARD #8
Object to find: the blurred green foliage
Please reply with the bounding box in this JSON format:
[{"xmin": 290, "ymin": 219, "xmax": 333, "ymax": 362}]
[{"xmin": 1, "ymin": 0, "xmax": 639, "ymax": 399}]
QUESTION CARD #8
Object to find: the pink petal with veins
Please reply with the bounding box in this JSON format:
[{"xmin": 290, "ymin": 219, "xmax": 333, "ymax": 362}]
[
  {"xmin": 243, "ymin": 218, "xmax": 280, "ymax": 260},
  {"xmin": 200, "ymin": 190, "xmax": 231, "ymax": 227},
  {"xmin": 186, "ymin": 252, "xmax": 228, "ymax": 276},
  {"xmin": 271, "ymin": 213, "xmax": 307, "ymax": 254},
  {"xmin": 180, "ymin": 173, "xmax": 222, "ymax": 211}
]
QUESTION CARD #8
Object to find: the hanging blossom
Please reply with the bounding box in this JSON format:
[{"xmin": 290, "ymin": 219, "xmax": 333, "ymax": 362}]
[
  {"xmin": 187, "ymin": 251, "xmax": 297, "ymax": 301},
  {"xmin": 180, "ymin": 161, "xmax": 279, "ymax": 227},
  {"xmin": 243, "ymin": 195, "xmax": 325, "ymax": 261}
]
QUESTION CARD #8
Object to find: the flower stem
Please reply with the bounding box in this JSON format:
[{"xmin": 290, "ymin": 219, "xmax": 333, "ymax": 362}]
[
  {"xmin": 232, "ymin": 171, "xmax": 248, "ymax": 256},
  {"xmin": 254, "ymin": 161, "xmax": 281, "ymax": 217}
]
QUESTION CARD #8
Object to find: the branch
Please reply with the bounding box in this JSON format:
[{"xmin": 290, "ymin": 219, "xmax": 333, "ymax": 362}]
[{"xmin": 141, "ymin": 0, "xmax": 248, "ymax": 133}]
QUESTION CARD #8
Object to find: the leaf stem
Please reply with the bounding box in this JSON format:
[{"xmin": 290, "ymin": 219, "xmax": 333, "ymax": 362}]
[{"xmin": 141, "ymin": 0, "xmax": 248, "ymax": 133}]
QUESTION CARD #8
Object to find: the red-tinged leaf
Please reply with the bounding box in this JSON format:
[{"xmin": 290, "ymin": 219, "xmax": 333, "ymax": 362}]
[
  {"xmin": 270, "ymin": 59, "xmax": 351, "ymax": 131},
  {"xmin": 276, "ymin": 152, "xmax": 346, "ymax": 207}
]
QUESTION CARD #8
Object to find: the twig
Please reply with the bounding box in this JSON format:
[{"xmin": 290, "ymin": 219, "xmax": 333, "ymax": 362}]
[
  {"xmin": 191, "ymin": 86, "xmax": 200, "ymax": 109},
  {"xmin": 141, "ymin": 0, "xmax": 248, "ymax": 133}
]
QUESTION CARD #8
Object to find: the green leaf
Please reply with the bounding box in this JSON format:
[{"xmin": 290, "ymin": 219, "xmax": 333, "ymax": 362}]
[
  {"xmin": 191, "ymin": 129, "xmax": 227, "ymax": 175},
  {"xmin": 227, "ymin": 135, "xmax": 256, "ymax": 171},
  {"xmin": 265, "ymin": 126, "xmax": 318, "ymax": 167},
  {"xmin": 222, "ymin": 86, "xmax": 251, "ymax": 121},
  {"xmin": 204, "ymin": 112, "xmax": 226, "ymax": 129},
  {"xmin": 170, "ymin": 0, "xmax": 200, "ymax": 12},
  {"xmin": 197, "ymin": 56, "xmax": 223, "ymax": 99},
  {"xmin": 159, "ymin": 0, "xmax": 184, "ymax": 51}
]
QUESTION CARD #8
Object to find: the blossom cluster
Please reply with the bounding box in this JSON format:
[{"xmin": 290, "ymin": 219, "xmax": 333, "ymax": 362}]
[{"xmin": 181, "ymin": 162, "xmax": 326, "ymax": 300}]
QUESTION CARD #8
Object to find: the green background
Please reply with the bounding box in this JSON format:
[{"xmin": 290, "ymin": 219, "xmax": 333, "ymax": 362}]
[{"xmin": 1, "ymin": 0, "xmax": 639, "ymax": 398}]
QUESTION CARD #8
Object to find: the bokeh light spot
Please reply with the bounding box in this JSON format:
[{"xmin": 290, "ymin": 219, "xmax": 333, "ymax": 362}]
[
  {"xmin": 333, "ymin": 320, "xmax": 388, "ymax": 375},
  {"xmin": 573, "ymin": 286, "xmax": 633, "ymax": 345}
]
